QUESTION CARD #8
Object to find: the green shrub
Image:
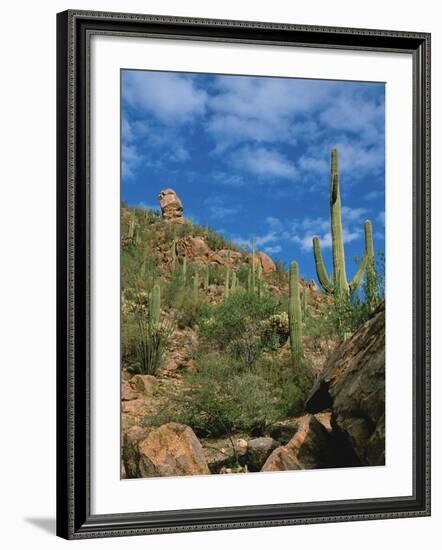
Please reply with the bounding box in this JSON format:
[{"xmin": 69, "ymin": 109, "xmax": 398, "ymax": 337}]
[
  {"xmin": 152, "ymin": 351, "xmax": 315, "ymax": 438},
  {"xmin": 200, "ymin": 292, "xmax": 280, "ymax": 368},
  {"xmin": 122, "ymin": 288, "xmax": 174, "ymax": 375}
]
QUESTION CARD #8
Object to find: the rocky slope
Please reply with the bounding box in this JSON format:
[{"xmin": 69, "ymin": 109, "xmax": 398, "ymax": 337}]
[{"xmin": 120, "ymin": 189, "xmax": 385, "ymax": 478}]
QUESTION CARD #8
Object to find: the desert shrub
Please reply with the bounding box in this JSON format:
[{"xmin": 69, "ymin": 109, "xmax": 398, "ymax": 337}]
[
  {"xmin": 200, "ymin": 292, "xmax": 279, "ymax": 368},
  {"xmin": 304, "ymin": 254, "xmax": 385, "ymax": 343},
  {"xmin": 153, "ymin": 352, "xmax": 315, "ymax": 438},
  {"xmin": 122, "ymin": 288, "xmax": 174, "ymax": 375},
  {"xmin": 266, "ymin": 260, "xmax": 288, "ymax": 287},
  {"xmin": 261, "ymin": 312, "xmax": 289, "ymax": 348},
  {"xmin": 175, "ymin": 292, "xmax": 204, "ymax": 329}
]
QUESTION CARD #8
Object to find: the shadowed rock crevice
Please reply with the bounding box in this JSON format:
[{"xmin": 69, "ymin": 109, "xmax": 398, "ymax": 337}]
[{"xmin": 305, "ymin": 304, "xmax": 385, "ymax": 467}]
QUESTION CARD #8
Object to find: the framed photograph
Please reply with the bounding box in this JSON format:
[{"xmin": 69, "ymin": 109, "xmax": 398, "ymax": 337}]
[{"xmin": 56, "ymin": 10, "xmax": 431, "ymax": 539}]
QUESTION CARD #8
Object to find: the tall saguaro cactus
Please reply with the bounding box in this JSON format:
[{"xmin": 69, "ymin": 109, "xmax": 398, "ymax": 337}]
[
  {"xmin": 288, "ymin": 261, "xmax": 303, "ymax": 364},
  {"xmin": 313, "ymin": 149, "xmax": 373, "ymax": 294}
]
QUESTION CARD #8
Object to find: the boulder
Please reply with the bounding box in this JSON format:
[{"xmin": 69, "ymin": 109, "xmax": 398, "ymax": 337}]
[
  {"xmin": 269, "ymin": 419, "xmax": 302, "ymax": 445},
  {"xmin": 122, "ymin": 425, "xmax": 150, "ymax": 478},
  {"xmin": 138, "ymin": 423, "xmax": 210, "ymax": 477},
  {"xmin": 254, "ymin": 251, "xmax": 276, "ymax": 274},
  {"xmin": 121, "ymin": 380, "xmax": 138, "ymax": 401},
  {"xmin": 121, "ymin": 397, "xmax": 148, "ymax": 416},
  {"xmin": 176, "ymin": 236, "xmax": 210, "ymax": 259},
  {"xmin": 130, "ymin": 374, "xmax": 157, "ymax": 395},
  {"xmin": 306, "ymin": 304, "xmax": 385, "ymax": 466},
  {"xmin": 246, "ymin": 437, "xmax": 278, "ymax": 471},
  {"xmin": 261, "ymin": 415, "xmax": 332, "ymax": 472},
  {"xmin": 158, "ymin": 189, "xmax": 184, "ymax": 224},
  {"xmin": 217, "ymin": 249, "xmax": 243, "ymax": 264}
]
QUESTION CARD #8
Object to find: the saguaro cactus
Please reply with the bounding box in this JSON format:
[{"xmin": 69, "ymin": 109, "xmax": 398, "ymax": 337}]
[
  {"xmin": 171, "ymin": 239, "xmax": 177, "ymax": 271},
  {"xmin": 193, "ymin": 272, "xmax": 199, "ymax": 300},
  {"xmin": 204, "ymin": 265, "xmax": 210, "ymax": 290},
  {"xmin": 301, "ymin": 287, "xmax": 308, "ymax": 316},
  {"xmin": 224, "ymin": 267, "xmax": 230, "ymax": 299},
  {"xmin": 288, "ymin": 261, "xmax": 303, "ymax": 364},
  {"xmin": 181, "ymin": 257, "xmax": 187, "ymax": 284},
  {"xmin": 257, "ymin": 262, "xmax": 263, "ymax": 297},
  {"xmin": 313, "ymin": 149, "xmax": 372, "ymax": 294},
  {"xmin": 150, "ymin": 284, "xmax": 161, "ymax": 328},
  {"xmin": 128, "ymin": 210, "xmax": 136, "ymax": 239},
  {"xmin": 251, "ymin": 237, "xmax": 256, "ymax": 293},
  {"xmin": 231, "ymin": 271, "xmax": 237, "ymax": 293}
]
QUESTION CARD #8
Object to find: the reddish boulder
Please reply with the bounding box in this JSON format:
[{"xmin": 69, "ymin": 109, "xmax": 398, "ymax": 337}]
[
  {"xmin": 121, "ymin": 380, "xmax": 137, "ymax": 401},
  {"xmin": 130, "ymin": 374, "xmax": 157, "ymax": 395},
  {"xmin": 138, "ymin": 423, "xmax": 210, "ymax": 478}
]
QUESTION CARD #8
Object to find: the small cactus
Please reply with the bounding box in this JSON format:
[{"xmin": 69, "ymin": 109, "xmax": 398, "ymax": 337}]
[
  {"xmin": 231, "ymin": 271, "xmax": 237, "ymax": 293},
  {"xmin": 182, "ymin": 257, "xmax": 187, "ymax": 284},
  {"xmin": 193, "ymin": 272, "xmax": 199, "ymax": 300},
  {"xmin": 128, "ymin": 210, "xmax": 136, "ymax": 239},
  {"xmin": 171, "ymin": 239, "xmax": 177, "ymax": 271},
  {"xmin": 257, "ymin": 262, "xmax": 263, "ymax": 297},
  {"xmin": 301, "ymin": 287, "xmax": 308, "ymax": 316},
  {"xmin": 288, "ymin": 261, "xmax": 303, "ymax": 364},
  {"xmin": 150, "ymin": 284, "xmax": 161, "ymax": 328},
  {"xmin": 251, "ymin": 237, "xmax": 256, "ymax": 293},
  {"xmin": 224, "ymin": 268, "xmax": 230, "ymax": 299}
]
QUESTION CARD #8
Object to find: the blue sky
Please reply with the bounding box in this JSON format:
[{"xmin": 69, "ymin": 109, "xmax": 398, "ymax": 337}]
[{"xmin": 121, "ymin": 69, "xmax": 385, "ymax": 282}]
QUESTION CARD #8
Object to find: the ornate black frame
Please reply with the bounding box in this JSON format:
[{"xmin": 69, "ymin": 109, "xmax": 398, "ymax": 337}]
[{"xmin": 56, "ymin": 9, "xmax": 431, "ymax": 540}]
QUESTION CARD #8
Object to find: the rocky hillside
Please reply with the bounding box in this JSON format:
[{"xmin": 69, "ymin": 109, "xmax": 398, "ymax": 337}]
[{"xmin": 120, "ymin": 188, "xmax": 385, "ymax": 478}]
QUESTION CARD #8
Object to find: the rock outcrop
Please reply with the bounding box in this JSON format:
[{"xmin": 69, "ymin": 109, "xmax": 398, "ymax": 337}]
[
  {"xmin": 138, "ymin": 422, "xmax": 210, "ymax": 477},
  {"xmin": 158, "ymin": 189, "xmax": 184, "ymax": 224},
  {"xmin": 261, "ymin": 415, "xmax": 332, "ymax": 471},
  {"xmin": 246, "ymin": 437, "xmax": 278, "ymax": 471},
  {"xmin": 306, "ymin": 303, "xmax": 385, "ymax": 466}
]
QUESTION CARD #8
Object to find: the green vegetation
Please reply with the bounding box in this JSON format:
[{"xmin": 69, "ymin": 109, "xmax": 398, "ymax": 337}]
[
  {"xmin": 153, "ymin": 351, "xmax": 313, "ymax": 438},
  {"xmin": 122, "ymin": 285, "xmax": 174, "ymax": 375},
  {"xmin": 200, "ymin": 291, "xmax": 280, "ymax": 369},
  {"xmin": 121, "ymin": 168, "xmax": 384, "ymax": 455}
]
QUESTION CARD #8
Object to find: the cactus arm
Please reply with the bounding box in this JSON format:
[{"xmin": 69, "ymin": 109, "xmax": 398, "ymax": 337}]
[
  {"xmin": 349, "ymin": 255, "xmax": 367, "ymax": 294},
  {"xmin": 349, "ymin": 220, "xmax": 374, "ymax": 293},
  {"xmin": 313, "ymin": 236, "xmax": 333, "ymax": 293},
  {"xmin": 364, "ymin": 220, "xmax": 374, "ymax": 259}
]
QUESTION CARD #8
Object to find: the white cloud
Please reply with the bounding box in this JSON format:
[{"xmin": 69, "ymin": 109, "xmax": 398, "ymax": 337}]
[
  {"xmin": 364, "ymin": 189, "xmax": 383, "ymax": 201},
  {"xmin": 265, "ymin": 245, "xmax": 282, "ymax": 254},
  {"xmin": 290, "ymin": 207, "xmax": 366, "ymax": 253},
  {"xmin": 123, "ymin": 71, "xmax": 208, "ymax": 123},
  {"xmin": 233, "ymin": 146, "xmax": 297, "ymax": 179},
  {"xmin": 122, "ymin": 144, "xmax": 142, "ymax": 179},
  {"xmin": 211, "ymin": 172, "xmax": 246, "ymax": 187}
]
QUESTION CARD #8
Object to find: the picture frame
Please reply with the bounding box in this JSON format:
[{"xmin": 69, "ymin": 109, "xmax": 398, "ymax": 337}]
[{"xmin": 56, "ymin": 9, "xmax": 431, "ymax": 540}]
